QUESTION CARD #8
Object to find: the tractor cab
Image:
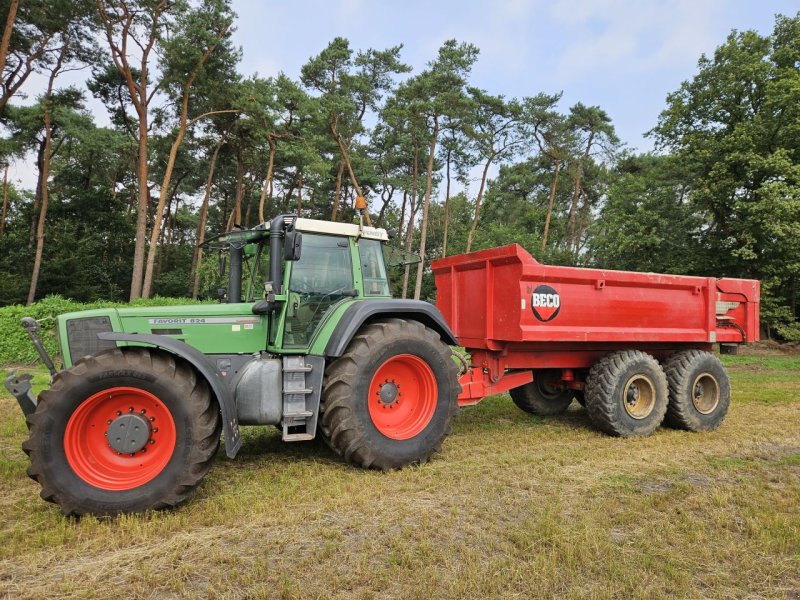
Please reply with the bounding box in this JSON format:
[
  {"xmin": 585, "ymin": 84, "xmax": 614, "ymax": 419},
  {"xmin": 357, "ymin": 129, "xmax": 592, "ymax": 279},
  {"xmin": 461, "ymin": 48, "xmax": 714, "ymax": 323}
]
[{"xmin": 203, "ymin": 215, "xmax": 409, "ymax": 354}]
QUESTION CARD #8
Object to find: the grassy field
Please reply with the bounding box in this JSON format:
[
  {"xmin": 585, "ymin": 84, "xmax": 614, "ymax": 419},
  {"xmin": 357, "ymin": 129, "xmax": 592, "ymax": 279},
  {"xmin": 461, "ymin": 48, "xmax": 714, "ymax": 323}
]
[{"xmin": 1, "ymin": 349, "xmax": 798, "ymax": 599}]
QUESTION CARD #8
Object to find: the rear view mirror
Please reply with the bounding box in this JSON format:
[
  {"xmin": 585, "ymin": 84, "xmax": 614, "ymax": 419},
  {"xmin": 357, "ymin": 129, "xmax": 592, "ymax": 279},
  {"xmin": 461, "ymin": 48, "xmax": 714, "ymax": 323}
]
[{"xmin": 284, "ymin": 231, "xmax": 302, "ymax": 261}]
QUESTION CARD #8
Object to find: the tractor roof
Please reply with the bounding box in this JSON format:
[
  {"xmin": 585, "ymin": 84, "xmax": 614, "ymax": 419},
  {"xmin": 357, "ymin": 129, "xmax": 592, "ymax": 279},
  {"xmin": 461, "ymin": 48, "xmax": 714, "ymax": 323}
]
[{"xmin": 294, "ymin": 218, "xmax": 389, "ymax": 241}]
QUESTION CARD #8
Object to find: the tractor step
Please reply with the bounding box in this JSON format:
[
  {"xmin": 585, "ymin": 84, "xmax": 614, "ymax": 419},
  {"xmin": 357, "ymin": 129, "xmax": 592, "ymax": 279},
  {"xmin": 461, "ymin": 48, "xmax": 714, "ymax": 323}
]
[
  {"xmin": 281, "ymin": 432, "xmax": 315, "ymax": 442},
  {"xmin": 280, "ymin": 356, "xmax": 324, "ymax": 442},
  {"xmin": 283, "ymin": 410, "xmax": 313, "ymax": 418}
]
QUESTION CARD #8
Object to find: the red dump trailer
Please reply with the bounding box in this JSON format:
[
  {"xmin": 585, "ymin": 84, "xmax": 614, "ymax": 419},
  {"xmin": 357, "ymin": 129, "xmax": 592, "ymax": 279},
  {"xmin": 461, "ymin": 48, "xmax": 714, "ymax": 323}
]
[{"xmin": 432, "ymin": 244, "xmax": 760, "ymax": 436}]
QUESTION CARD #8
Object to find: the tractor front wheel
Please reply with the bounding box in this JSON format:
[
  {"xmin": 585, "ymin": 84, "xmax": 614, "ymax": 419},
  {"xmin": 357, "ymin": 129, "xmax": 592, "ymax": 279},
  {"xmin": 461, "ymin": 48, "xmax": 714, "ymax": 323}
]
[
  {"xmin": 320, "ymin": 319, "xmax": 459, "ymax": 470},
  {"xmin": 23, "ymin": 348, "xmax": 221, "ymax": 516}
]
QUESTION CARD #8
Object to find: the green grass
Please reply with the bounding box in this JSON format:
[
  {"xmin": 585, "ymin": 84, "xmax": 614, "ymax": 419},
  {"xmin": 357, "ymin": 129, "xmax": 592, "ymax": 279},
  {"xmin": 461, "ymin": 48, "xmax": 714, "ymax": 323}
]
[{"xmin": 0, "ymin": 350, "xmax": 798, "ymax": 599}]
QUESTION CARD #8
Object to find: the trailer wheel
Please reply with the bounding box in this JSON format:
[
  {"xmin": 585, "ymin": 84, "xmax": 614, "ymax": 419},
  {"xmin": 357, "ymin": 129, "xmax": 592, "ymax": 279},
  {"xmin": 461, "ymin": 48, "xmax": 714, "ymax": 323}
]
[
  {"xmin": 663, "ymin": 350, "xmax": 730, "ymax": 431},
  {"xmin": 22, "ymin": 348, "xmax": 220, "ymax": 516},
  {"xmin": 509, "ymin": 370, "xmax": 574, "ymax": 415},
  {"xmin": 320, "ymin": 319, "xmax": 459, "ymax": 470},
  {"xmin": 585, "ymin": 350, "xmax": 668, "ymax": 437}
]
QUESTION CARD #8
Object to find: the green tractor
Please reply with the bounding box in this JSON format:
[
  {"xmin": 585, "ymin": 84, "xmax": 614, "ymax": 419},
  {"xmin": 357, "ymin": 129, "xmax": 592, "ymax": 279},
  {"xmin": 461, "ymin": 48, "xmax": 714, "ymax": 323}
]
[{"xmin": 7, "ymin": 215, "xmax": 461, "ymax": 516}]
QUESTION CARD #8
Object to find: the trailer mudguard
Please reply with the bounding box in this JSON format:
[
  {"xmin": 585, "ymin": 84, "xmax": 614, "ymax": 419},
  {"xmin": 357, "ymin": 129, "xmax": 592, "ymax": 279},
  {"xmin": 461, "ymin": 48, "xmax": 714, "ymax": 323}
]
[
  {"xmin": 324, "ymin": 300, "xmax": 459, "ymax": 358},
  {"xmin": 98, "ymin": 332, "xmax": 242, "ymax": 458}
]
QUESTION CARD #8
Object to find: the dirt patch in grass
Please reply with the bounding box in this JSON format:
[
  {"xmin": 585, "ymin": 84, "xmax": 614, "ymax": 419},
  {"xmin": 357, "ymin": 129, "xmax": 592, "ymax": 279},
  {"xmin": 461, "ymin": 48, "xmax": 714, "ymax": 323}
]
[{"xmin": 0, "ymin": 355, "xmax": 798, "ymax": 599}]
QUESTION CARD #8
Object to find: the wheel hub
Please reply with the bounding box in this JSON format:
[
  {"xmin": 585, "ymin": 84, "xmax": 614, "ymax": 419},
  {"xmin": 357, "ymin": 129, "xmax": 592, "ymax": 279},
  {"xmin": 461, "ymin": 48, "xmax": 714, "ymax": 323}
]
[
  {"xmin": 692, "ymin": 373, "xmax": 720, "ymax": 414},
  {"xmin": 106, "ymin": 412, "xmax": 152, "ymax": 454},
  {"xmin": 378, "ymin": 380, "xmax": 400, "ymax": 408},
  {"xmin": 622, "ymin": 375, "xmax": 656, "ymax": 419}
]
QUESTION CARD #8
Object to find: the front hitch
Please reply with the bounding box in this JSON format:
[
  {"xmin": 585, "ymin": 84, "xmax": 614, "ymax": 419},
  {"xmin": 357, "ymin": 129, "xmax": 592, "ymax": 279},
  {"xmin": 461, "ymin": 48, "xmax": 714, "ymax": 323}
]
[
  {"xmin": 4, "ymin": 317, "xmax": 60, "ymax": 418},
  {"xmin": 3, "ymin": 371, "xmax": 36, "ymax": 417}
]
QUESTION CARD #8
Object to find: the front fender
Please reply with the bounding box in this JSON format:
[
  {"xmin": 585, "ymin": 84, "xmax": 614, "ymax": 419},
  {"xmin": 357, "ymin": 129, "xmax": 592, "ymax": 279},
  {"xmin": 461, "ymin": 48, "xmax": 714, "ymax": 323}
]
[{"xmin": 98, "ymin": 332, "xmax": 241, "ymax": 458}]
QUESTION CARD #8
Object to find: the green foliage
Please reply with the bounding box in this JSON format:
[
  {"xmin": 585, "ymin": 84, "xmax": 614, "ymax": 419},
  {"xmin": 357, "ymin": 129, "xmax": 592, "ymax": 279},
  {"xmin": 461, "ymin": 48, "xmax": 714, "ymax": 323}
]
[
  {"xmin": 0, "ymin": 295, "xmax": 207, "ymax": 365},
  {"xmin": 650, "ymin": 13, "xmax": 800, "ymax": 335}
]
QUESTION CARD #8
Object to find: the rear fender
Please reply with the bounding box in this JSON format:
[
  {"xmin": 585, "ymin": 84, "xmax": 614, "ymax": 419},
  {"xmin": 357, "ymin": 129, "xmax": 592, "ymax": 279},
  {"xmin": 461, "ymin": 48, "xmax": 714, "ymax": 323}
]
[
  {"xmin": 98, "ymin": 332, "xmax": 242, "ymax": 458},
  {"xmin": 324, "ymin": 300, "xmax": 459, "ymax": 358}
]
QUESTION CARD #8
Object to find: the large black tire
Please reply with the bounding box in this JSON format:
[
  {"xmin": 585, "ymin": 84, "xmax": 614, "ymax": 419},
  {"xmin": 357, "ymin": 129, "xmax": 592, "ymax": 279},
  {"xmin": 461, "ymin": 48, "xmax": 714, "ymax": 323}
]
[
  {"xmin": 23, "ymin": 347, "xmax": 221, "ymax": 516},
  {"xmin": 509, "ymin": 369, "xmax": 574, "ymax": 415},
  {"xmin": 320, "ymin": 319, "xmax": 460, "ymax": 470},
  {"xmin": 585, "ymin": 350, "xmax": 668, "ymax": 437},
  {"xmin": 663, "ymin": 350, "xmax": 730, "ymax": 431}
]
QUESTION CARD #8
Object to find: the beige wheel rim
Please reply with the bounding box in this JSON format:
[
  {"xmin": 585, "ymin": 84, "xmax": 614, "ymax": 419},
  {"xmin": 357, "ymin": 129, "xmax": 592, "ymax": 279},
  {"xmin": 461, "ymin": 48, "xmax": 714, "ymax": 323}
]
[
  {"xmin": 622, "ymin": 374, "xmax": 656, "ymax": 419},
  {"xmin": 691, "ymin": 373, "xmax": 720, "ymax": 414}
]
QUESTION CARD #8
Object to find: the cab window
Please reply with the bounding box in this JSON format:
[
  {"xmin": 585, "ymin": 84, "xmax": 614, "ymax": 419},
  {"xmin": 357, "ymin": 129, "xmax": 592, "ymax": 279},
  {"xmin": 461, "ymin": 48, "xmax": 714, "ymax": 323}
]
[
  {"xmin": 283, "ymin": 234, "xmax": 353, "ymax": 348},
  {"xmin": 359, "ymin": 239, "xmax": 390, "ymax": 296}
]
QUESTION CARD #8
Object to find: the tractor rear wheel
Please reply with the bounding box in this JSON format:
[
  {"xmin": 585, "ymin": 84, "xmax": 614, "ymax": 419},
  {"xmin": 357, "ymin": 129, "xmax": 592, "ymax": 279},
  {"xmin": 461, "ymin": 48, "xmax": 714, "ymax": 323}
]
[
  {"xmin": 23, "ymin": 347, "xmax": 221, "ymax": 516},
  {"xmin": 509, "ymin": 369, "xmax": 574, "ymax": 415},
  {"xmin": 663, "ymin": 350, "xmax": 730, "ymax": 431},
  {"xmin": 585, "ymin": 350, "xmax": 668, "ymax": 437},
  {"xmin": 320, "ymin": 319, "xmax": 459, "ymax": 470}
]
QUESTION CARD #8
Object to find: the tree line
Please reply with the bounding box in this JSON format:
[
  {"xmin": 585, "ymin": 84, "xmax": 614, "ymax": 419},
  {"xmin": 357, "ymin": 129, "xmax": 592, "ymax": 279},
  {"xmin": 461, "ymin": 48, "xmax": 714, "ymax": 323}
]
[{"xmin": 0, "ymin": 1, "xmax": 797, "ymax": 339}]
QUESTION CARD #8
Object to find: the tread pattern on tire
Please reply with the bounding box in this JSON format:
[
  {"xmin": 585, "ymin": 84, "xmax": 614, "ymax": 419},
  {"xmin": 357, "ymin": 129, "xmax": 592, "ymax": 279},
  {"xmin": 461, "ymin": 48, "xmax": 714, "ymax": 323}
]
[
  {"xmin": 319, "ymin": 318, "xmax": 460, "ymax": 470},
  {"xmin": 663, "ymin": 349, "xmax": 730, "ymax": 431},
  {"xmin": 585, "ymin": 349, "xmax": 668, "ymax": 437},
  {"xmin": 23, "ymin": 347, "xmax": 221, "ymax": 516},
  {"xmin": 509, "ymin": 371, "xmax": 574, "ymax": 416}
]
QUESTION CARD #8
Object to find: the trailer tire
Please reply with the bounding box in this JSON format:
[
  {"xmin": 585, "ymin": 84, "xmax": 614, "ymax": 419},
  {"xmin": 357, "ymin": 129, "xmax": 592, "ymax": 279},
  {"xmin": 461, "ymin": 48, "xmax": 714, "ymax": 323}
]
[
  {"xmin": 320, "ymin": 319, "xmax": 459, "ymax": 470},
  {"xmin": 509, "ymin": 370, "xmax": 574, "ymax": 415},
  {"xmin": 22, "ymin": 347, "xmax": 221, "ymax": 516},
  {"xmin": 585, "ymin": 350, "xmax": 668, "ymax": 437},
  {"xmin": 663, "ymin": 350, "xmax": 730, "ymax": 431}
]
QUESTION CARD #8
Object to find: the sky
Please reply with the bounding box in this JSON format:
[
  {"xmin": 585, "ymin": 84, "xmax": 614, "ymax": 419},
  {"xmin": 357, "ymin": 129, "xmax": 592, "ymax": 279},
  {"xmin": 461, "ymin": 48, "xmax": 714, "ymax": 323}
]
[{"xmin": 8, "ymin": 0, "xmax": 799, "ymax": 189}]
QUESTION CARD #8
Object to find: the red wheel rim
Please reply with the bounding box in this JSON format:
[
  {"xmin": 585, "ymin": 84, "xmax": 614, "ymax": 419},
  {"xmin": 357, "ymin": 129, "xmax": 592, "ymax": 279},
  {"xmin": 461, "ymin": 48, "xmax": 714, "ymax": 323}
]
[
  {"xmin": 64, "ymin": 387, "xmax": 177, "ymax": 490},
  {"xmin": 368, "ymin": 354, "xmax": 437, "ymax": 440}
]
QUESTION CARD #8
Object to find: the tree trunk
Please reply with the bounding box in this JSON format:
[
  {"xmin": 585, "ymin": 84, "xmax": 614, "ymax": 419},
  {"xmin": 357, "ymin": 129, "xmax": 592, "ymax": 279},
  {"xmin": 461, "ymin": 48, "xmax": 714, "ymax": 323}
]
[
  {"xmin": 401, "ymin": 141, "xmax": 420, "ymax": 299},
  {"xmin": 399, "ymin": 189, "xmax": 408, "ymax": 242},
  {"xmin": 541, "ymin": 157, "xmax": 560, "ymax": 254},
  {"xmin": 567, "ymin": 130, "xmax": 594, "ymax": 251},
  {"xmin": 296, "ymin": 170, "xmax": 303, "ymax": 215},
  {"xmin": 414, "ymin": 115, "xmax": 439, "ymax": 300},
  {"xmin": 258, "ymin": 136, "xmax": 276, "ymax": 223},
  {"xmin": 331, "ymin": 159, "xmax": 344, "ymax": 221},
  {"xmin": 575, "ymin": 188, "xmax": 591, "ymax": 259},
  {"xmin": 226, "ymin": 153, "xmax": 244, "ymax": 231},
  {"xmin": 331, "ymin": 119, "xmax": 372, "ymax": 226},
  {"xmin": 27, "ymin": 51, "xmax": 63, "ymax": 305},
  {"xmin": 0, "ymin": 0, "xmax": 19, "ymax": 80},
  {"xmin": 28, "ymin": 137, "xmax": 46, "ymax": 249},
  {"xmin": 141, "ymin": 32, "xmax": 225, "ymax": 298},
  {"xmin": 442, "ymin": 146, "xmax": 452, "ymax": 257},
  {"xmin": 0, "ymin": 163, "xmax": 8, "ymax": 237},
  {"xmin": 129, "ymin": 116, "xmax": 149, "ymax": 300},
  {"xmin": 465, "ymin": 152, "xmax": 496, "ymax": 253}
]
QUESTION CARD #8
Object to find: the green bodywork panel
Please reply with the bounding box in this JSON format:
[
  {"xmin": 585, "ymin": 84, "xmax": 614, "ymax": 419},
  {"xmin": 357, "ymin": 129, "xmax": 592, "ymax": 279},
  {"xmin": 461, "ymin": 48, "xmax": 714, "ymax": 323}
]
[{"xmin": 58, "ymin": 303, "xmax": 268, "ymax": 368}]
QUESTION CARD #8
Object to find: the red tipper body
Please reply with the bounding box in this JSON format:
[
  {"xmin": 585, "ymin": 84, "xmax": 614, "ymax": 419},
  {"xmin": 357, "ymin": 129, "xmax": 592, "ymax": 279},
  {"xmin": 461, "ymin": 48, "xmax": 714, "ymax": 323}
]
[{"xmin": 431, "ymin": 244, "xmax": 760, "ymax": 405}]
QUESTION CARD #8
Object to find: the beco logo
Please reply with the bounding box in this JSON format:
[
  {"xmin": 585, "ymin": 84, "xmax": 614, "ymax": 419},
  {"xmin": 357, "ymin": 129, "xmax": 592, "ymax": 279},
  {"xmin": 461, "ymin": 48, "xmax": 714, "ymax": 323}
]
[{"xmin": 531, "ymin": 284, "xmax": 561, "ymax": 322}]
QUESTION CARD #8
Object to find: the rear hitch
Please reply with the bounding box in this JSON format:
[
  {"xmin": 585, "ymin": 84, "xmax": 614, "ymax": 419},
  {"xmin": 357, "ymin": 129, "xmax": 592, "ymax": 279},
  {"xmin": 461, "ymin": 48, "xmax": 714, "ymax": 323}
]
[{"xmin": 3, "ymin": 371, "xmax": 37, "ymax": 417}]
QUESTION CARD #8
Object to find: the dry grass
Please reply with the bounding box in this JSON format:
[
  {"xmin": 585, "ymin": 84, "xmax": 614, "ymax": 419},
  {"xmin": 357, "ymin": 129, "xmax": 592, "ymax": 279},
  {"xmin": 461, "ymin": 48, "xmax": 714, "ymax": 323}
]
[{"xmin": 1, "ymin": 349, "xmax": 798, "ymax": 599}]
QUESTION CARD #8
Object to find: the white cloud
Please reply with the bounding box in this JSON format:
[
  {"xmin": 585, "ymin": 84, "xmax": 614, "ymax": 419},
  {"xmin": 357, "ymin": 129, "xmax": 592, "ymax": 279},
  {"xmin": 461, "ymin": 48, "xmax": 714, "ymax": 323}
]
[{"xmin": 550, "ymin": 0, "xmax": 723, "ymax": 81}]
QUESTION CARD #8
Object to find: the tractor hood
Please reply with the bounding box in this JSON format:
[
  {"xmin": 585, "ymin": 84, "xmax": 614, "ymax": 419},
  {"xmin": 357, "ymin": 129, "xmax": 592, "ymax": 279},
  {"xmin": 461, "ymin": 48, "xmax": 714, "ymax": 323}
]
[{"xmin": 57, "ymin": 303, "xmax": 268, "ymax": 368}]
